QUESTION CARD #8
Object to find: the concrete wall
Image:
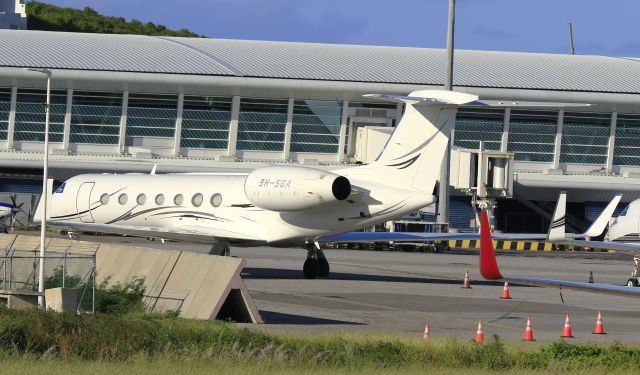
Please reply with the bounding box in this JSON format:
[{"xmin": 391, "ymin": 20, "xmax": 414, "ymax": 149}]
[{"xmin": 0, "ymin": 233, "xmax": 262, "ymax": 322}]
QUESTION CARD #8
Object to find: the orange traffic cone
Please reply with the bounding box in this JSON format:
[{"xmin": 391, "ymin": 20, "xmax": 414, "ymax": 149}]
[
  {"xmin": 462, "ymin": 270, "xmax": 472, "ymax": 289},
  {"xmin": 500, "ymin": 282, "xmax": 512, "ymax": 299},
  {"xmin": 561, "ymin": 313, "xmax": 574, "ymax": 338},
  {"xmin": 423, "ymin": 323, "xmax": 430, "ymax": 339},
  {"xmin": 475, "ymin": 320, "xmax": 484, "ymax": 343},
  {"xmin": 523, "ymin": 316, "xmax": 535, "ymax": 341},
  {"xmin": 593, "ymin": 311, "xmax": 606, "ymax": 335}
]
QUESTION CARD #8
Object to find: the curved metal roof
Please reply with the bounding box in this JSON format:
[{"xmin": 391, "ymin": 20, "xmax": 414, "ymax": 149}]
[{"xmin": 2, "ymin": 29, "xmax": 640, "ymax": 94}]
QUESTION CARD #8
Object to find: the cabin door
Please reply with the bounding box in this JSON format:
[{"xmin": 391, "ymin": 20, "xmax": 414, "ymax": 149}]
[{"xmin": 76, "ymin": 182, "xmax": 95, "ymax": 223}]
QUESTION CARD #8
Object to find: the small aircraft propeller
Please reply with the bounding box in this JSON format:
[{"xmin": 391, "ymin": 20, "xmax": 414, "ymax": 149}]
[{"xmin": 9, "ymin": 194, "xmax": 25, "ymax": 229}]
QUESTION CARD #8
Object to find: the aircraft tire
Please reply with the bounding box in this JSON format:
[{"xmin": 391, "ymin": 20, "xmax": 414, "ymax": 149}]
[
  {"xmin": 627, "ymin": 278, "xmax": 639, "ymax": 287},
  {"xmin": 317, "ymin": 257, "xmax": 330, "ymax": 278},
  {"xmin": 303, "ymin": 258, "xmax": 319, "ymax": 279}
]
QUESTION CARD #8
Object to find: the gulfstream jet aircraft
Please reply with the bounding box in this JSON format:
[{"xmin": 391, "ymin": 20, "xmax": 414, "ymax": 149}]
[{"xmin": 38, "ymin": 90, "xmax": 590, "ymax": 278}]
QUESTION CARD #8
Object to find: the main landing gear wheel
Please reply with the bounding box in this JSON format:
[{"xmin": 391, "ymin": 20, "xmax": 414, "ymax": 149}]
[
  {"xmin": 303, "ymin": 242, "xmax": 330, "ymax": 279},
  {"xmin": 627, "ymin": 278, "xmax": 639, "ymax": 287}
]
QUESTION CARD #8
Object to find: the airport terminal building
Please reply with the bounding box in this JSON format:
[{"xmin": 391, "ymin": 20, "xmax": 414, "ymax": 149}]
[{"xmin": 2, "ymin": 30, "xmax": 640, "ymax": 232}]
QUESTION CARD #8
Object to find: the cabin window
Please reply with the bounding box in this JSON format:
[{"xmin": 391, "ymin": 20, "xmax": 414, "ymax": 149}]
[
  {"xmin": 192, "ymin": 193, "xmax": 203, "ymax": 207},
  {"xmin": 100, "ymin": 193, "xmax": 109, "ymax": 205},
  {"xmin": 211, "ymin": 193, "xmax": 222, "ymax": 207},
  {"xmin": 136, "ymin": 194, "xmax": 146, "ymax": 205},
  {"xmin": 174, "ymin": 194, "xmax": 184, "ymax": 205},
  {"xmin": 54, "ymin": 183, "xmax": 66, "ymax": 194},
  {"xmin": 155, "ymin": 194, "xmax": 165, "ymax": 205},
  {"xmin": 118, "ymin": 193, "xmax": 128, "ymax": 205}
]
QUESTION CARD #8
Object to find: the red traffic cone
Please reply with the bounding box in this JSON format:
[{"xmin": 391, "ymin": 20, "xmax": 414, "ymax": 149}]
[
  {"xmin": 561, "ymin": 313, "xmax": 574, "ymax": 338},
  {"xmin": 462, "ymin": 270, "xmax": 472, "ymax": 289},
  {"xmin": 523, "ymin": 316, "xmax": 535, "ymax": 341},
  {"xmin": 475, "ymin": 320, "xmax": 484, "ymax": 343},
  {"xmin": 593, "ymin": 311, "xmax": 606, "ymax": 335},
  {"xmin": 500, "ymin": 282, "xmax": 512, "ymax": 299},
  {"xmin": 423, "ymin": 323, "xmax": 430, "ymax": 339}
]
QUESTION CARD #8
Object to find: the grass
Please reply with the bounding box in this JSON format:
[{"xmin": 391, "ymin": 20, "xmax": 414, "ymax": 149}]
[{"xmin": 0, "ymin": 308, "xmax": 640, "ymax": 373}]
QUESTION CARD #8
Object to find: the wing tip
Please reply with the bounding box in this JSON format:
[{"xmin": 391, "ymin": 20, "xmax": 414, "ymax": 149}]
[{"xmin": 479, "ymin": 210, "xmax": 503, "ymax": 280}]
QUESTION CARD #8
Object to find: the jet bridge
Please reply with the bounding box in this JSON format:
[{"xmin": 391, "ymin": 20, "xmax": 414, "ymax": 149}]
[{"xmin": 450, "ymin": 147, "xmax": 515, "ymax": 229}]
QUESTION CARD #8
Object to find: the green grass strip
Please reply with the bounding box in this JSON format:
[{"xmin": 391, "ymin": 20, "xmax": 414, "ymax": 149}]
[{"xmin": 0, "ymin": 307, "xmax": 639, "ymax": 371}]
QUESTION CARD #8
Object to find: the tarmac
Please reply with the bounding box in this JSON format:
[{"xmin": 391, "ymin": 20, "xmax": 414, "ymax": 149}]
[{"xmin": 110, "ymin": 237, "xmax": 640, "ymax": 343}]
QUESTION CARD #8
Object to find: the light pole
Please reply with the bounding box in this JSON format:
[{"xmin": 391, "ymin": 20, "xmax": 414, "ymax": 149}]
[{"xmin": 25, "ymin": 67, "xmax": 51, "ymax": 309}]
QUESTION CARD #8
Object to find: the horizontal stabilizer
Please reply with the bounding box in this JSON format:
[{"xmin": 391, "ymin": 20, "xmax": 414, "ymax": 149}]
[{"xmin": 365, "ymin": 93, "xmax": 591, "ymax": 109}]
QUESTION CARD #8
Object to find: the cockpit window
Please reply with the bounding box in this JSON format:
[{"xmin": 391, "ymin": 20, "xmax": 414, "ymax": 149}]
[
  {"xmin": 620, "ymin": 205, "xmax": 630, "ymax": 217},
  {"xmin": 54, "ymin": 183, "xmax": 66, "ymax": 194}
]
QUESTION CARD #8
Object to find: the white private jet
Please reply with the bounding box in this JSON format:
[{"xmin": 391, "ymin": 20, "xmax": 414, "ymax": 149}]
[{"xmin": 37, "ymin": 90, "xmax": 592, "ymax": 278}]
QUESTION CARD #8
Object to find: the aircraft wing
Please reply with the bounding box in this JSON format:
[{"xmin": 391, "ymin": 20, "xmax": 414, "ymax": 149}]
[
  {"xmin": 49, "ymin": 221, "xmax": 264, "ymax": 244},
  {"xmin": 319, "ymin": 231, "xmax": 548, "ymax": 242},
  {"xmin": 478, "ymin": 210, "xmax": 640, "ymax": 296}
]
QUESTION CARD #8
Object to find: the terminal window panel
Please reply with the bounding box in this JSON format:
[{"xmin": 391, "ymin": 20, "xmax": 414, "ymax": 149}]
[
  {"xmin": 237, "ymin": 98, "xmax": 288, "ymax": 151},
  {"xmin": 70, "ymin": 91, "xmax": 122, "ymax": 144},
  {"xmin": 180, "ymin": 95, "xmax": 231, "ymax": 149},
  {"xmin": 14, "ymin": 88, "xmax": 66, "ymax": 142},
  {"xmin": 125, "ymin": 93, "xmax": 177, "ymax": 142},
  {"xmin": 507, "ymin": 109, "xmax": 557, "ymax": 162},
  {"xmin": 560, "ymin": 111, "xmax": 611, "ymax": 165},
  {"xmin": 613, "ymin": 114, "xmax": 640, "ymax": 166},
  {"xmin": 453, "ymin": 108, "xmax": 504, "ymax": 151},
  {"xmin": 0, "ymin": 88, "xmax": 10, "ymax": 140},
  {"xmin": 291, "ymin": 100, "xmax": 342, "ymax": 153}
]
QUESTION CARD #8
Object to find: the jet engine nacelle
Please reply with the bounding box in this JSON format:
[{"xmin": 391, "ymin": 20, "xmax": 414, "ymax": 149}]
[{"xmin": 244, "ymin": 166, "xmax": 351, "ymax": 211}]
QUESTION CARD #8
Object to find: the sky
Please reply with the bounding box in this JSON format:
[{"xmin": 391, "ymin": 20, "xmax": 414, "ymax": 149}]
[{"xmin": 43, "ymin": 0, "xmax": 640, "ymax": 57}]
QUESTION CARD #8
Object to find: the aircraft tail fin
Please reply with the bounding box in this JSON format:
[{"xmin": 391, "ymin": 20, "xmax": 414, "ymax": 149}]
[{"xmin": 547, "ymin": 191, "xmax": 567, "ymax": 241}]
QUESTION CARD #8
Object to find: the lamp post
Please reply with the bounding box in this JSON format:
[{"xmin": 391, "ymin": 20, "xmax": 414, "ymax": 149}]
[{"xmin": 25, "ymin": 67, "xmax": 51, "ymax": 309}]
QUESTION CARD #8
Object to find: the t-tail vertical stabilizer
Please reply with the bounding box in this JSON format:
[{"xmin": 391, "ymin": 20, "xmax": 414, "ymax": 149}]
[{"xmin": 341, "ymin": 90, "xmax": 479, "ymax": 193}]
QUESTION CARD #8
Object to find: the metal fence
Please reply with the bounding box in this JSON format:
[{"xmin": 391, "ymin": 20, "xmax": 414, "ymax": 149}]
[{"xmin": 0, "ymin": 247, "xmax": 97, "ymax": 313}]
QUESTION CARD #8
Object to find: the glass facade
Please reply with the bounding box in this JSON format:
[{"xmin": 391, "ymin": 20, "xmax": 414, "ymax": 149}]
[
  {"xmin": 507, "ymin": 110, "xmax": 557, "ymax": 162},
  {"xmin": 237, "ymin": 98, "xmax": 288, "ymax": 151},
  {"xmin": 291, "ymin": 100, "xmax": 342, "ymax": 153},
  {"xmin": 70, "ymin": 91, "xmax": 122, "ymax": 144},
  {"xmin": 560, "ymin": 112, "xmax": 611, "ymax": 164},
  {"xmin": 14, "ymin": 89, "xmax": 66, "ymax": 142},
  {"xmin": 454, "ymin": 108, "xmax": 504, "ymax": 150},
  {"xmin": 125, "ymin": 93, "xmax": 177, "ymax": 144},
  {"xmin": 180, "ymin": 95, "xmax": 231, "ymax": 149},
  {"xmin": 6, "ymin": 85, "xmax": 640, "ymax": 169},
  {"xmin": 614, "ymin": 114, "xmax": 640, "ymax": 166},
  {"xmin": 0, "ymin": 88, "xmax": 10, "ymax": 140}
]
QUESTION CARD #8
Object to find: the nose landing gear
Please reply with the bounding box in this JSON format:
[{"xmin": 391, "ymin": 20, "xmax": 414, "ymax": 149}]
[{"xmin": 303, "ymin": 242, "xmax": 330, "ymax": 279}]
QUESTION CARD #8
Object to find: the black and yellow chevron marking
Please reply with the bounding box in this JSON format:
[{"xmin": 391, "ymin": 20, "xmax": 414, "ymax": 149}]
[{"xmin": 446, "ymin": 240, "xmax": 614, "ymax": 252}]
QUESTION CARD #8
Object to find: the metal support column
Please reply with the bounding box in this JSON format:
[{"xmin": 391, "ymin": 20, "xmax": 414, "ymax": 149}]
[
  {"xmin": 337, "ymin": 99, "xmax": 349, "ymax": 162},
  {"xmin": 606, "ymin": 112, "xmax": 617, "ymax": 171},
  {"xmin": 439, "ymin": 0, "xmax": 455, "ymax": 224},
  {"xmin": 117, "ymin": 90, "xmax": 129, "ymax": 154},
  {"xmin": 552, "ymin": 109, "xmax": 564, "ymax": 169},
  {"xmin": 172, "ymin": 92, "xmax": 184, "ymax": 156},
  {"xmin": 226, "ymin": 95, "xmax": 240, "ymax": 158},
  {"xmin": 500, "ymin": 107, "xmax": 511, "ymax": 152},
  {"xmin": 62, "ymin": 88, "xmax": 73, "ymax": 151},
  {"xmin": 283, "ymin": 97, "xmax": 294, "ymax": 160},
  {"xmin": 444, "ymin": 0, "xmax": 455, "ymax": 91},
  {"xmin": 7, "ymin": 86, "xmax": 16, "ymax": 150}
]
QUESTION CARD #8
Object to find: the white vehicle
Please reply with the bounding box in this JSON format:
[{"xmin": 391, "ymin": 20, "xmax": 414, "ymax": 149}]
[{"xmin": 37, "ymin": 90, "xmax": 590, "ymax": 278}]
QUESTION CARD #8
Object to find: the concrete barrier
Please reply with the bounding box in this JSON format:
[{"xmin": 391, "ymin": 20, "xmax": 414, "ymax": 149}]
[{"xmin": 0, "ymin": 233, "xmax": 263, "ymax": 323}]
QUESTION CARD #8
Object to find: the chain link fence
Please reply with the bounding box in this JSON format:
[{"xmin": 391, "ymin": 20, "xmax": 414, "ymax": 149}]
[{"xmin": 0, "ymin": 246, "xmax": 96, "ymax": 313}]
